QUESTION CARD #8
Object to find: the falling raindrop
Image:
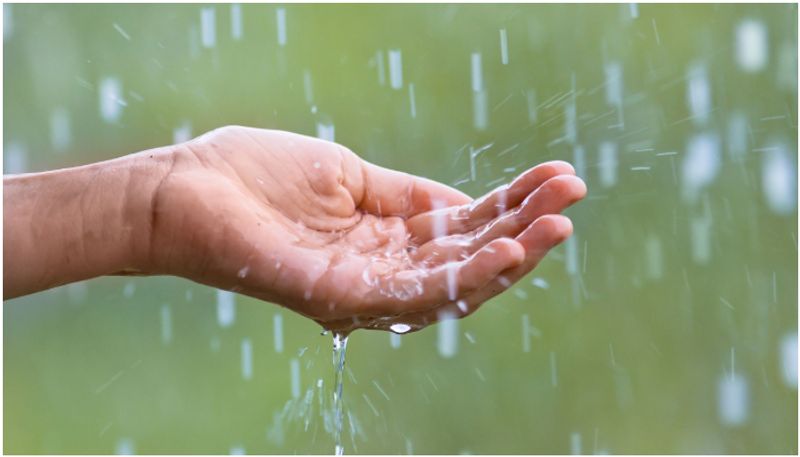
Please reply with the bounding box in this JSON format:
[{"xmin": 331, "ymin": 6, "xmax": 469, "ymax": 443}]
[
  {"xmin": 735, "ymin": 20, "xmax": 768, "ymax": 73},
  {"xmin": 200, "ymin": 7, "xmax": 216, "ymax": 48},
  {"xmin": 241, "ymin": 338, "xmax": 253, "ymax": 380},
  {"xmin": 718, "ymin": 373, "xmax": 749, "ymax": 426},
  {"xmin": 437, "ymin": 312, "xmax": 458, "ymax": 358},
  {"xmin": 388, "ymin": 49, "xmax": 403, "ymax": 90},
  {"xmin": 216, "ymin": 289, "xmax": 236, "ymax": 328},
  {"xmin": 230, "ymin": 4, "xmax": 243, "ymax": 40}
]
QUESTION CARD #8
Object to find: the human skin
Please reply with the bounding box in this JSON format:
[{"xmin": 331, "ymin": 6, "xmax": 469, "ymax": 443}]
[{"xmin": 4, "ymin": 126, "xmax": 586, "ymax": 334}]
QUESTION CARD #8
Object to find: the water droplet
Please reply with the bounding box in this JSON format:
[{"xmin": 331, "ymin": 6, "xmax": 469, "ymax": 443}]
[{"xmin": 390, "ymin": 323, "xmax": 411, "ymax": 334}]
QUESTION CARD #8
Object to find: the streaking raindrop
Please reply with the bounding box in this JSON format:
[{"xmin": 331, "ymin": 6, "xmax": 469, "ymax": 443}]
[
  {"xmin": 604, "ymin": 62, "xmax": 623, "ymax": 108},
  {"xmin": 160, "ymin": 304, "xmax": 172, "ymax": 345},
  {"xmin": 573, "ymin": 145, "xmax": 586, "ymax": 179},
  {"xmin": 173, "ymin": 121, "xmax": 192, "ymax": 143},
  {"xmin": 446, "ymin": 264, "xmax": 458, "ymax": 301},
  {"xmin": 375, "ymin": 50, "xmax": 386, "ymax": 86},
  {"xmin": 115, "ymin": 438, "xmax": 135, "ymax": 455},
  {"xmin": 718, "ymin": 373, "xmax": 749, "ymax": 427},
  {"xmin": 570, "ymin": 432, "xmax": 582, "ymax": 455},
  {"xmin": 761, "ymin": 141, "xmax": 797, "ymax": 215},
  {"xmin": 780, "ymin": 332, "xmax": 798, "ymax": 389},
  {"xmin": 682, "ymin": 133, "xmax": 720, "ymax": 202},
  {"xmin": 628, "ymin": 3, "xmax": 638, "ymax": 19},
  {"xmin": 241, "ymin": 338, "xmax": 253, "ymax": 380},
  {"xmin": 526, "ymin": 89, "xmax": 537, "ymax": 124},
  {"xmin": 550, "ymin": 351, "xmax": 558, "ymax": 387},
  {"xmin": 598, "ymin": 141, "xmax": 618, "ymax": 188},
  {"xmin": 521, "ymin": 314, "xmax": 532, "ymax": 353},
  {"xmin": 531, "ymin": 277, "xmax": 549, "ymax": 289},
  {"xmin": 686, "ymin": 63, "xmax": 711, "ymax": 125},
  {"xmin": 112, "ymin": 23, "xmax": 131, "ymax": 41},
  {"xmin": 4, "ymin": 141, "xmax": 27, "ymax": 174},
  {"xmin": 735, "ymin": 20, "xmax": 768, "ymax": 73},
  {"xmin": 473, "ymin": 90, "xmax": 488, "ymax": 130},
  {"xmin": 276, "ymin": 8, "xmax": 287, "ymax": 46},
  {"xmin": 217, "ymin": 289, "xmax": 236, "ymax": 328},
  {"xmin": 471, "ymin": 52, "xmax": 483, "ymax": 92},
  {"xmin": 230, "ymin": 4, "xmax": 243, "ymax": 40},
  {"xmin": 565, "ymin": 234, "xmax": 579, "ymax": 275},
  {"xmin": 99, "ymin": 77, "xmax": 125, "ymax": 123},
  {"xmin": 200, "ymin": 7, "xmax": 216, "ymax": 48},
  {"xmin": 303, "ymin": 70, "xmax": 314, "ymax": 104},
  {"xmin": 49, "ymin": 107, "xmax": 71, "ymax": 152},
  {"xmin": 645, "ymin": 234, "xmax": 663, "ymax": 280},
  {"xmin": 437, "ymin": 312, "xmax": 458, "ymax": 358},
  {"xmin": 408, "ymin": 83, "xmax": 417, "ymax": 119},
  {"xmin": 726, "ymin": 112, "xmax": 748, "ymax": 159},
  {"xmin": 388, "ymin": 49, "xmax": 403, "ymax": 90},
  {"xmin": 274, "ymin": 314, "xmax": 284, "ymax": 353},
  {"xmin": 499, "ymin": 29, "xmax": 509, "ymax": 65},
  {"xmin": 290, "ymin": 358, "xmax": 300, "ymax": 398},
  {"xmin": 690, "ymin": 211, "xmax": 712, "ymax": 265},
  {"xmin": 776, "ymin": 41, "xmax": 798, "ymax": 92},
  {"xmin": 4, "ymin": 4, "xmax": 13, "ymax": 40},
  {"xmin": 316, "ymin": 121, "xmax": 335, "ymax": 142}
]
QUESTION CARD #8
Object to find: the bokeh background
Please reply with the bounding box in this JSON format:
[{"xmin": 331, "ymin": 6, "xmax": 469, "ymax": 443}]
[{"xmin": 4, "ymin": 3, "xmax": 798, "ymax": 454}]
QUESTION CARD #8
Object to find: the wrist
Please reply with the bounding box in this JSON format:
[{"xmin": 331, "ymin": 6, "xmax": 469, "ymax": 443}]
[{"xmin": 108, "ymin": 146, "xmax": 176, "ymax": 274}]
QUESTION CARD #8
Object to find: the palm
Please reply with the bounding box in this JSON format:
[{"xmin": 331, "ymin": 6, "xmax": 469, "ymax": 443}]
[{"xmin": 152, "ymin": 126, "xmax": 586, "ymax": 334}]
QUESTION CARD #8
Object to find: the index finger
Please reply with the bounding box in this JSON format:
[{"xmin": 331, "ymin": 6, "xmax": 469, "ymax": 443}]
[{"xmin": 358, "ymin": 161, "xmax": 473, "ymax": 218}]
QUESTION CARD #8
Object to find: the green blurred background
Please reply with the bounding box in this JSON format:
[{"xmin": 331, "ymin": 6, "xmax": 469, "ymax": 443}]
[{"xmin": 4, "ymin": 3, "xmax": 798, "ymax": 454}]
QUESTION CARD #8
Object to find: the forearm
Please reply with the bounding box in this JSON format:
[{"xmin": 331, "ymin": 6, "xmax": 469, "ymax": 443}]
[{"xmin": 3, "ymin": 148, "xmax": 174, "ymax": 298}]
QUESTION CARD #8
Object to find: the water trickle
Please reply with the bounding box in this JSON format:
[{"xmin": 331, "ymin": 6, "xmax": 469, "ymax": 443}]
[{"xmin": 332, "ymin": 332, "xmax": 349, "ymax": 455}]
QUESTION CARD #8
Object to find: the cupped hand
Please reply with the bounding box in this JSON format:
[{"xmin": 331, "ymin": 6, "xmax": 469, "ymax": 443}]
[{"xmin": 148, "ymin": 126, "xmax": 586, "ymax": 334}]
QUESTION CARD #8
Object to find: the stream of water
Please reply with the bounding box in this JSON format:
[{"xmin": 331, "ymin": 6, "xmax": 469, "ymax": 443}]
[{"xmin": 331, "ymin": 332, "xmax": 349, "ymax": 456}]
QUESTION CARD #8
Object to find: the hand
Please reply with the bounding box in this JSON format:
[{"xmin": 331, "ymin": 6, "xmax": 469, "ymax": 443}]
[{"xmin": 148, "ymin": 126, "xmax": 586, "ymax": 333}]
